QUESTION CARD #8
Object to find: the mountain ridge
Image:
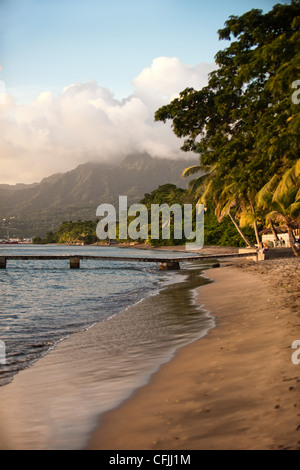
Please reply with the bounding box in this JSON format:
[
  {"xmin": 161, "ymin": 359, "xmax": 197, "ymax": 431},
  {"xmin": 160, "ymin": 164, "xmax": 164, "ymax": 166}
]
[{"xmin": 0, "ymin": 153, "xmax": 197, "ymax": 238}]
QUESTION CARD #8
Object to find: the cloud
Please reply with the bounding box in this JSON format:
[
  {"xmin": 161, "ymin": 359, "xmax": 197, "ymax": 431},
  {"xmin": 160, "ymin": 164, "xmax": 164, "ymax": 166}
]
[
  {"xmin": 0, "ymin": 57, "xmax": 216, "ymax": 184},
  {"xmin": 133, "ymin": 57, "xmax": 214, "ymax": 101}
]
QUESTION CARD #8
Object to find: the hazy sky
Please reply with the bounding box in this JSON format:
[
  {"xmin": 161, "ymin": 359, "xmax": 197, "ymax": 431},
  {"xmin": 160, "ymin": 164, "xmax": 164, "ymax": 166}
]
[{"xmin": 0, "ymin": 0, "xmax": 279, "ymax": 184}]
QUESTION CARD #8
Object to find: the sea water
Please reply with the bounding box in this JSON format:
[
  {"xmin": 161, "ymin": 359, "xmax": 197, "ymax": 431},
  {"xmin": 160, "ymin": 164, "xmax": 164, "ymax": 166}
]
[{"xmin": 0, "ymin": 244, "xmax": 214, "ymax": 449}]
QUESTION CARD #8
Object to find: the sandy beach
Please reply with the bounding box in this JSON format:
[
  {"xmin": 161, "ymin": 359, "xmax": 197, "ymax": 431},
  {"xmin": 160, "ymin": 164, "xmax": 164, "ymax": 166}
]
[
  {"xmin": 88, "ymin": 258, "xmax": 300, "ymax": 450},
  {"xmin": 0, "ymin": 251, "xmax": 299, "ymax": 450}
]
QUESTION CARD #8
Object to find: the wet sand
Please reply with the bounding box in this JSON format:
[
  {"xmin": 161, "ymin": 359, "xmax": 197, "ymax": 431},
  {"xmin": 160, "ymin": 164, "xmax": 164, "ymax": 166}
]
[
  {"xmin": 88, "ymin": 258, "xmax": 300, "ymax": 450},
  {"xmin": 0, "ymin": 261, "xmax": 212, "ymax": 450},
  {"xmin": 0, "ymin": 251, "xmax": 299, "ymax": 450}
]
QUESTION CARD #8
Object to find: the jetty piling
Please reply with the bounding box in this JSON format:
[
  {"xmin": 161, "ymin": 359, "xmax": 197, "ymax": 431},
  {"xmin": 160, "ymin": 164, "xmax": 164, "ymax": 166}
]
[
  {"xmin": 159, "ymin": 261, "xmax": 180, "ymax": 270},
  {"xmin": 70, "ymin": 257, "xmax": 80, "ymax": 269}
]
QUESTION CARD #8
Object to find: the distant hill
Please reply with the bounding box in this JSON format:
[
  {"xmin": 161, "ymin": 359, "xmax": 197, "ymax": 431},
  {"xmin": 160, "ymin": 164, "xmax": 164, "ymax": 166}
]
[{"xmin": 0, "ymin": 153, "xmax": 198, "ymax": 238}]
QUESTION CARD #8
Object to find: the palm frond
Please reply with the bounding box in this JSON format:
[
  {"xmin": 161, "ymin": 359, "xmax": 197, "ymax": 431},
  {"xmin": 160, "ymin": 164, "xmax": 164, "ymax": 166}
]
[
  {"xmin": 266, "ymin": 211, "xmax": 287, "ymax": 225},
  {"xmin": 215, "ymin": 193, "xmax": 237, "ymax": 221},
  {"xmin": 181, "ymin": 165, "xmax": 202, "ymax": 179},
  {"xmin": 239, "ymin": 210, "xmax": 255, "ymax": 228},
  {"xmin": 295, "ymin": 159, "xmax": 300, "ymax": 178},
  {"xmin": 187, "ymin": 173, "xmax": 210, "ymax": 192},
  {"xmin": 273, "ymin": 163, "xmax": 300, "ymax": 204},
  {"xmin": 289, "ymin": 202, "xmax": 300, "ymax": 218},
  {"xmin": 197, "ymin": 178, "xmax": 215, "ymax": 205},
  {"xmin": 256, "ymin": 175, "xmax": 280, "ymax": 209}
]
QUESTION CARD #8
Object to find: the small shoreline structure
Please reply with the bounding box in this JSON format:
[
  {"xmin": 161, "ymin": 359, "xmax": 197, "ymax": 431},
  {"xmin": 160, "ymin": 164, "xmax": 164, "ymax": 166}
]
[
  {"xmin": 261, "ymin": 221, "xmax": 300, "ymax": 250},
  {"xmin": 0, "ymin": 244, "xmax": 297, "ymax": 270},
  {"xmin": 0, "ymin": 251, "xmax": 256, "ymax": 270}
]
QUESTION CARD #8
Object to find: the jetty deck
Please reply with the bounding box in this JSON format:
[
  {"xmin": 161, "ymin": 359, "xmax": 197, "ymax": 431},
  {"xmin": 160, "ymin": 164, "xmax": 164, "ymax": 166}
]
[{"xmin": 0, "ymin": 252, "xmax": 258, "ymax": 270}]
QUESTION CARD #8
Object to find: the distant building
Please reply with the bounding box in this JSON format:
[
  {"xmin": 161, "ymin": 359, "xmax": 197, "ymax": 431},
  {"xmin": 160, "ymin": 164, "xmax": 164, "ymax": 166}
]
[{"xmin": 261, "ymin": 221, "xmax": 300, "ymax": 247}]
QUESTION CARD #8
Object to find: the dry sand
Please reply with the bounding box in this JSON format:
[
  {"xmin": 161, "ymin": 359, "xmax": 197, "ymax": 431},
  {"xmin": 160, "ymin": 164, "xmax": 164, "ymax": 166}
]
[{"xmin": 88, "ymin": 258, "xmax": 300, "ymax": 450}]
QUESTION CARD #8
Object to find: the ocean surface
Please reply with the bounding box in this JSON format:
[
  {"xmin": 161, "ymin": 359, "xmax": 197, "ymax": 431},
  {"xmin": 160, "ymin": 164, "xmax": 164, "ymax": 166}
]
[{"xmin": 0, "ymin": 244, "xmax": 215, "ymax": 449}]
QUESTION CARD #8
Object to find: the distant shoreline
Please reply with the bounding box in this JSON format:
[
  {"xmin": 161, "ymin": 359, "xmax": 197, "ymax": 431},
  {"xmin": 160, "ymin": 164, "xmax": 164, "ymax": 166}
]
[{"xmin": 2, "ymin": 241, "xmax": 240, "ymax": 255}]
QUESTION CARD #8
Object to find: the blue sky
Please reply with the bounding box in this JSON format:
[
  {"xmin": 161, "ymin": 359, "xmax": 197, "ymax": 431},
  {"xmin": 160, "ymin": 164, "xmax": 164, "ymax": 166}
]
[
  {"xmin": 1, "ymin": 0, "xmax": 278, "ymax": 103},
  {"xmin": 0, "ymin": 0, "xmax": 286, "ymax": 184}
]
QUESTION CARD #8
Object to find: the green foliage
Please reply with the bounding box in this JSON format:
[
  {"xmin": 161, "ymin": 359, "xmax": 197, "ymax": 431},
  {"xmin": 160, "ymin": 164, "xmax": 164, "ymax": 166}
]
[
  {"xmin": 32, "ymin": 232, "xmax": 58, "ymax": 244},
  {"xmin": 32, "ymin": 237, "xmax": 44, "ymax": 245},
  {"xmin": 155, "ymin": 2, "xmax": 300, "ymax": 246},
  {"xmin": 141, "ymin": 185, "xmax": 257, "ymax": 247},
  {"xmin": 257, "ymin": 159, "xmax": 300, "ymax": 221},
  {"xmin": 204, "ymin": 204, "xmax": 256, "ymax": 247},
  {"xmin": 33, "ymin": 220, "xmax": 98, "ymax": 245},
  {"xmin": 33, "ymin": 184, "xmax": 259, "ymax": 247},
  {"xmin": 119, "ymin": 184, "xmax": 193, "ymax": 246},
  {"xmin": 140, "ymin": 184, "xmax": 192, "ymax": 207}
]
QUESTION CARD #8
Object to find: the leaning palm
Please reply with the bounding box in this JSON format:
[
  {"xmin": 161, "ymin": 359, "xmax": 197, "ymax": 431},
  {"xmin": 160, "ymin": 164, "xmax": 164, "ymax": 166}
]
[
  {"xmin": 182, "ymin": 164, "xmax": 255, "ymax": 248},
  {"xmin": 213, "ymin": 182, "xmax": 256, "ymax": 248}
]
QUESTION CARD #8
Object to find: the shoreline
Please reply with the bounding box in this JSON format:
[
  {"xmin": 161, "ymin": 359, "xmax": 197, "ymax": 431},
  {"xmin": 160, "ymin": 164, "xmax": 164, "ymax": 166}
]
[
  {"xmin": 0, "ymin": 247, "xmax": 298, "ymax": 450},
  {"xmin": 87, "ymin": 259, "xmax": 300, "ymax": 450},
  {"xmin": 0, "ymin": 259, "xmax": 213, "ymax": 450}
]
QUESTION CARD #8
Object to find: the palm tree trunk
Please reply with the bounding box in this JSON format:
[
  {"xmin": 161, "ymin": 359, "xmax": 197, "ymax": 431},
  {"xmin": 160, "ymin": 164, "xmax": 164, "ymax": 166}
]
[
  {"xmin": 253, "ymin": 220, "xmax": 262, "ymax": 249},
  {"xmin": 228, "ymin": 210, "xmax": 255, "ymax": 248},
  {"xmin": 288, "ymin": 225, "xmax": 299, "ymax": 257},
  {"xmin": 250, "ymin": 202, "xmax": 262, "ymax": 248},
  {"xmin": 270, "ymin": 220, "xmax": 279, "ymax": 243}
]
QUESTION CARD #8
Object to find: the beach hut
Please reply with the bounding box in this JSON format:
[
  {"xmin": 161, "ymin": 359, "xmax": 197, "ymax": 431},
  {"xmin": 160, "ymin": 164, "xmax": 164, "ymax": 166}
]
[{"xmin": 261, "ymin": 221, "xmax": 300, "ymax": 248}]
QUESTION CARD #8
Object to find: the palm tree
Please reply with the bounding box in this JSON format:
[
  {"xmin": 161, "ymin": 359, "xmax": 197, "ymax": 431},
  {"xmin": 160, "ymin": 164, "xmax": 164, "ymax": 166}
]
[
  {"xmin": 182, "ymin": 165, "xmax": 256, "ymax": 248},
  {"xmin": 256, "ymin": 160, "xmax": 300, "ymax": 257},
  {"xmin": 214, "ymin": 183, "xmax": 258, "ymax": 249}
]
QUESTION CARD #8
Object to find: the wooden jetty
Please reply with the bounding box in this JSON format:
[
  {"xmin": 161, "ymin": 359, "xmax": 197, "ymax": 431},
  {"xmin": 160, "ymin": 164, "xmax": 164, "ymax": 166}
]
[{"xmin": 0, "ymin": 251, "xmax": 258, "ymax": 270}]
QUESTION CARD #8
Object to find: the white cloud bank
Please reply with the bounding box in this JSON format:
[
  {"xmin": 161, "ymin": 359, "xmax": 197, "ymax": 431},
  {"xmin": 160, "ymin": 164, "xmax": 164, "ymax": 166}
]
[{"xmin": 0, "ymin": 57, "xmax": 216, "ymax": 184}]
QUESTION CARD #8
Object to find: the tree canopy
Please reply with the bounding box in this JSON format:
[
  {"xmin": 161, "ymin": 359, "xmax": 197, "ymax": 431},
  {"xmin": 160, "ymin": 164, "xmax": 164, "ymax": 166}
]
[{"xmin": 155, "ymin": 1, "xmax": 300, "ymax": 252}]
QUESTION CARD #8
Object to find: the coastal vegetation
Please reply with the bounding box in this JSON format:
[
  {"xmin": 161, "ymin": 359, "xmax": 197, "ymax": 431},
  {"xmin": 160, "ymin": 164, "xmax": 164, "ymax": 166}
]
[
  {"xmin": 155, "ymin": 2, "xmax": 300, "ymax": 255},
  {"xmin": 33, "ymin": 220, "xmax": 98, "ymax": 245},
  {"xmin": 33, "ymin": 184, "xmax": 257, "ymax": 247},
  {"xmin": 33, "ymin": 3, "xmax": 299, "ymax": 252}
]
